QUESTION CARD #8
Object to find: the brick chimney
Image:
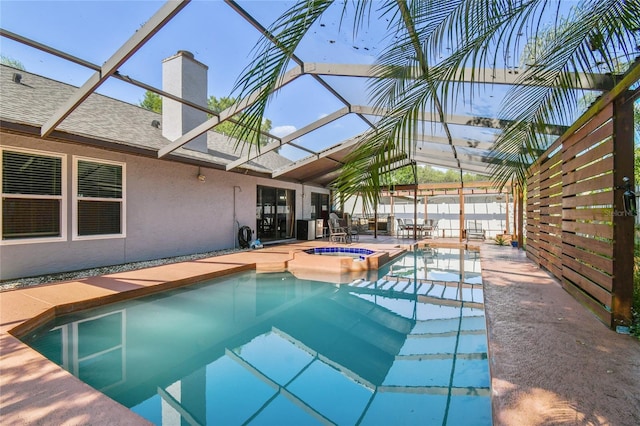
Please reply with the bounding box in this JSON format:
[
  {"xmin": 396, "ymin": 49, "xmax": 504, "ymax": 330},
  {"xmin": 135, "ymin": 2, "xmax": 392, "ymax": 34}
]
[{"xmin": 162, "ymin": 50, "xmax": 208, "ymax": 153}]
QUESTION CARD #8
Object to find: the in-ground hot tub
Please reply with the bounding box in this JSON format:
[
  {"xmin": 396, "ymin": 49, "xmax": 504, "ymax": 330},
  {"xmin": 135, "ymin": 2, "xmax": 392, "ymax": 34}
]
[
  {"xmin": 287, "ymin": 246, "xmax": 402, "ymax": 283},
  {"xmin": 303, "ymin": 247, "xmax": 376, "ymax": 260}
]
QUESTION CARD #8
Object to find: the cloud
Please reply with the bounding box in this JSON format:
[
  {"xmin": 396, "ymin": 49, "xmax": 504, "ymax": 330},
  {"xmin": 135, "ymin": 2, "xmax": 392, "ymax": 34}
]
[{"xmin": 271, "ymin": 125, "xmax": 297, "ymax": 137}]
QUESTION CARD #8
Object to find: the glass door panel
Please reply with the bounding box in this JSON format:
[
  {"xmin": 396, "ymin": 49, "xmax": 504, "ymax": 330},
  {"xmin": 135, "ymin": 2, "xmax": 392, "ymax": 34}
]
[
  {"xmin": 257, "ymin": 186, "xmax": 295, "ymax": 242},
  {"xmin": 257, "ymin": 186, "xmax": 276, "ymax": 241}
]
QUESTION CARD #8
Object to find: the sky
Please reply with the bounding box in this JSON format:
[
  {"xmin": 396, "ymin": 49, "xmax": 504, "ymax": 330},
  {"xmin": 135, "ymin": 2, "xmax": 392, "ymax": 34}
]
[
  {"xmin": 0, "ymin": 0, "xmax": 604, "ymax": 164},
  {"xmin": 0, "ymin": 0, "xmax": 389, "ymax": 160}
]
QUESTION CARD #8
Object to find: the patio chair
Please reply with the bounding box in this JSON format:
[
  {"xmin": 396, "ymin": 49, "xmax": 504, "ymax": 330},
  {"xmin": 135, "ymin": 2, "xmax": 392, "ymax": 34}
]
[
  {"xmin": 328, "ymin": 214, "xmax": 348, "ymax": 243},
  {"xmin": 396, "ymin": 218, "xmax": 409, "ymax": 238},
  {"xmin": 423, "ymin": 219, "xmax": 438, "ymax": 239},
  {"xmin": 344, "ymin": 213, "xmax": 359, "ymax": 242},
  {"xmin": 403, "ymin": 218, "xmax": 422, "ymax": 239},
  {"xmin": 465, "ymin": 220, "xmax": 486, "ymax": 241}
]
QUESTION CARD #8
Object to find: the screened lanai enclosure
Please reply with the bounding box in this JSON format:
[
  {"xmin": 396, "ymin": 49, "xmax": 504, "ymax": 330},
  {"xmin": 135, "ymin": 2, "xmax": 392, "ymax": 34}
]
[{"xmin": 1, "ymin": 0, "xmax": 638, "ymax": 330}]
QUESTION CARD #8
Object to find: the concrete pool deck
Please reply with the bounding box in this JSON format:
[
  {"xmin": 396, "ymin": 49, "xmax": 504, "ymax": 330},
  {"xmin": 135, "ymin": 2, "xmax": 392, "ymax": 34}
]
[{"xmin": 1, "ymin": 238, "xmax": 639, "ymax": 425}]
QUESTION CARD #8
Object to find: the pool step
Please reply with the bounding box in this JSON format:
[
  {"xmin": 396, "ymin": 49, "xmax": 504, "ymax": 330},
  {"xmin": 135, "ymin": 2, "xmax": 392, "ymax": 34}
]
[
  {"xmin": 380, "ymin": 280, "xmax": 398, "ymax": 290},
  {"xmin": 348, "ymin": 279, "xmax": 376, "ymax": 288},
  {"xmin": 346, "ymin": 276, "xmax": 485, "ymax": 306},
  {"xmin": 394, "ymin": 280, "xmax": 412, "ymax": 292}
]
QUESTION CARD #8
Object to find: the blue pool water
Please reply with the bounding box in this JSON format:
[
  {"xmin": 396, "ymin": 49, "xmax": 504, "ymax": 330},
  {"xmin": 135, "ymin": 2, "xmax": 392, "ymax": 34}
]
[{"xmin": 22, "ymin": 249, "xmax": 491, "ymax": 425}]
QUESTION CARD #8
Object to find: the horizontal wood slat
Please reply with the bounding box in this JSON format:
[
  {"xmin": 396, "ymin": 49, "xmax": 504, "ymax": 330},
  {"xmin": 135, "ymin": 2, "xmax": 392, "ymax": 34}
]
[
  {"xmin": 562, "ymin": 137, "xmax": 614, "ymax": 175},
  {"xmin": 562, "ymin": 266, "xmax": 612, "ymax": 307},
  {"xmin": 560, "ymin": 279, "xmax": 612, "ymax": 325},
  {"xmin": 562, "ymin": 255, "xmax": 613, "ymax": 292},
  {"xmin": 542, "ymin": 259, "xmax": 562, "ymax": 280},
  {"xmin": 540, "ymin": 205, "xmax": 563, "ymax": 215},
  {"xmin": 562, "ymin": 243, "xmax": 614, "ymax": 275},
  {"xmin": 563, "ymin": 157, "xmax": 613, "ymax": 186},
  {"xmin": 539, "ymin": 186, "xmax": 563, "ymax": 199},
  {"xmin": 538, "ymin": 243, "xmax": 562, "ymax": 261},
  {"xmin": 562, "ymin": 174, "xmax": 614, "ymax": 197},
  {"xmin": 539, "ymin": 161, "xmax": 563, "ymax": 183},
  {"xmin": 562, "ymin": 232, "xmax": 613, "ymax": 256},
  {"xmin": 563, "ymin": 120, "xmax": 613, "ymax": 162},
  {"xmin": 562, "ymin": 220, "xmax": 613, "ymax": 240},
  {"xmin": 562, "ymin": 208, "xmax": 612, "ymax": 222},
  {"xmin": 538, "ymin": 224, "xmax": 562, "ymax": 236},
  {"xmin": 562, "ymin": 102, "xmax": 613, "ymax": 151},
  {"xmin": 562, "ymin": 191, "xmax": 613, "ymax": 208},
  {"xmin": 526, "ymin": 94, "xmax": 620, "ymax": 329}
]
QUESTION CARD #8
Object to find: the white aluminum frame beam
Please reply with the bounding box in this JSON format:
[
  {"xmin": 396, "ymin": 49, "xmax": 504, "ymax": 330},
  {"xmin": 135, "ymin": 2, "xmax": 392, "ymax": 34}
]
[
  {"xmin": 415, "ymin": 135, "xmax": 494, "ymax": 151},
  {"xmin": 226, "ymin": 103, "xmax": 502, "ymax": 172},
  {"xmin": 226, "ymin": 106, "xmax": 352, "ymax": 171},
  {"xmin": 271, "ymin": 133, "xmax": 365, "ymax": 178},
  {"xmin": 271, "ymin": 133, "xmax": 417, "ymax": 183},
  {"xmin": 40, "ymin": 0, "xmax": 190, "ymax": 137},
  {"xmin": 413, "ymin": 148, "xmax": 491, "ymax": 167},
  {"xmin": 416, "ymin": 157, "xmax": 492, "ymax": 175},
  {"xmin": 0, "ymin": 29, "xmax": 296, "ymax": 148},
  {"xmin": 354, "ymin": 105, "xmax": 566, "ymax": 135},
  {"xmin": 1, "ymin": 29, "xmax": 99, "ymax": 71},
  {"xmin": 155, "ymin": 56, "xmax": 568, "ymax": 164},
  {"xmin": 271, "ymin": 127, "xmax": 495, "ymax": 180},
  {"xmin": 225, "ymin": 1, "xmax": 377, "ymax": 125},
  {"xmin": 303, "ymin": 62, "xmax": 614, "ymax": 90}
]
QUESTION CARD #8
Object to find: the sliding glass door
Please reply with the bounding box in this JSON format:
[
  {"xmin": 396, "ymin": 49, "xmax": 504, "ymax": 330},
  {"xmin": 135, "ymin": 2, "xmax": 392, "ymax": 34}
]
[{"xmin": 256, "ymin": 186, "xmax": 295, "ymax": 242}]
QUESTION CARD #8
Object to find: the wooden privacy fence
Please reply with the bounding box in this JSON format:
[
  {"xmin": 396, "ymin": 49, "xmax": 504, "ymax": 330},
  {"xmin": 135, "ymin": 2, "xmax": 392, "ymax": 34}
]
[{"xmin": 526, "ymin": 90, "xmax": 636, "ymax": 329}]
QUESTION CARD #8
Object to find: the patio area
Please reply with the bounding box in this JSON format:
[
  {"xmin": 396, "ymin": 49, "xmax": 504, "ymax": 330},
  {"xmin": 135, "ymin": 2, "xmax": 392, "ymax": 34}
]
[{"xmin": 1, "ymin": 236, "xmax": 638, "ymax": 425}]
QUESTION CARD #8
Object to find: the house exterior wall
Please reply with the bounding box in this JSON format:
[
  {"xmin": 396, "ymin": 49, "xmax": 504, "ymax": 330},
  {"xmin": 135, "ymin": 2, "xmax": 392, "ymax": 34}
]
[{"xmin": 0, "ymin": 133, "xmax": 328, "ymax": 280}]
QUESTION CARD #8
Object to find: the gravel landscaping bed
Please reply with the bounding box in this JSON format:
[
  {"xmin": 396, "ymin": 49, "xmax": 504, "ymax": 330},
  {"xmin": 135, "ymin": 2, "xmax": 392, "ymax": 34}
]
[{"xmin": 0, "ymin": 248, "xmax": 248, "ymax": 292}]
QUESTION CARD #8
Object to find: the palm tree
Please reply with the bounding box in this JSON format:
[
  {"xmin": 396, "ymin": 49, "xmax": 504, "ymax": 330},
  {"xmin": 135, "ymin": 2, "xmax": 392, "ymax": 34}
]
[{"xmin": 230, "ymin": 0, "xmax": 639, "ymax": 210}]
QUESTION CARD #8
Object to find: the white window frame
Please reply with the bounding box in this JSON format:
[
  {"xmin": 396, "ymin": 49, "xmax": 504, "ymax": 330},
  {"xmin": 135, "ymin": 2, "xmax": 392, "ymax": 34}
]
[
  {"xmin": 72, "ymin": 156, "xmax": 126, "ymax": 241},
  {"xmin": 0, "ymin": 146, "xmax": 67, "ymax": 245}
]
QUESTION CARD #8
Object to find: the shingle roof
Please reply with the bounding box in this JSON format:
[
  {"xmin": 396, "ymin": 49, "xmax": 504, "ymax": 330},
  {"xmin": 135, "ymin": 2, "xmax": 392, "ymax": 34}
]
[{"xmin": 0, "ymin": 65, "xmax": 292, "ymax": 174}]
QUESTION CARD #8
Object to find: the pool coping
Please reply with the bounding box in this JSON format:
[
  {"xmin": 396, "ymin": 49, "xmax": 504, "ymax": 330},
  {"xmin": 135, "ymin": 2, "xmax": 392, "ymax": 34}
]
[{"xmin": 1, "ymin": 240, "xmax": 639, "ymax": 425}]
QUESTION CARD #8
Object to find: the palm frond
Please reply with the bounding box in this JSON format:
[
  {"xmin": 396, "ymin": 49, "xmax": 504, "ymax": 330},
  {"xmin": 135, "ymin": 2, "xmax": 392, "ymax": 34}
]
[
  {"xmin": 331, "ymin": 1, "xmax": 464, "ymax": 208},
  {"xmin": 331, "ymin": 76, "xmax": 444, "ymax": 206},
  {"xmin": 230, "ymin": 0, "xmax": 639, "ymax": 200},
  {"xmin": 490, "ymin": 0, "xmax": 640, "ymax": 186},
  {"xmin": 229, "ymin": 0, "xmax": 334, "ymax": 154},
  {"xmin": 337, "ymin": 1, "xmax": 532, "ymax": 198}
]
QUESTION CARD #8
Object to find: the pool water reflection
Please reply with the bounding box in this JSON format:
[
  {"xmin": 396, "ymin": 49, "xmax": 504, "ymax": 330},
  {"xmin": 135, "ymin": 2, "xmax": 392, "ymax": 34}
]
[
  {"xmin": 23, "ymin": 249, "xmax": 491, "ymax": 425},
  {"xmin": 381, "ymin": 247, "xmax": 483, "ymax": 284}
]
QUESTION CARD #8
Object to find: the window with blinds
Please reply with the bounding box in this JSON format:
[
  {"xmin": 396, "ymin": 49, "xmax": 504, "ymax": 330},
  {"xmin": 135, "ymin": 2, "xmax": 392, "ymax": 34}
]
[
  {"xmin": 75, "ymin": 158, "xmax": 125, "ymax": 238},
  {"xmin": 1, "ymin": 149, "xmax": 65, "ymax": 241}
]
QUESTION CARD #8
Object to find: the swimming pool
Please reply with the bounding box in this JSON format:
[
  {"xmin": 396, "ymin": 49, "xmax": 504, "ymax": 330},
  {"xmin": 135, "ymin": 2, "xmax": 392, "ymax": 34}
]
[{"xmin": 22, "ymin": 249, "xmax": 491, "ymax": 425}]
